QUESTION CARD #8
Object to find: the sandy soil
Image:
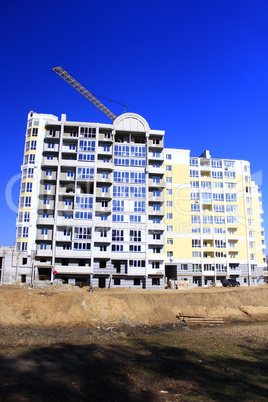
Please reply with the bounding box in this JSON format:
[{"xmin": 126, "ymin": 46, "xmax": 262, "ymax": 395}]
[{"xmin": 0, "ymin": 284, "xmax": 268, "ymax": 328}]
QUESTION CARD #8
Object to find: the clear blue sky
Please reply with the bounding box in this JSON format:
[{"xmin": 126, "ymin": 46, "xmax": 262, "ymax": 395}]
[{"xmin": 0, "ymin": 0, "xmax": 267, "ymax": 248}]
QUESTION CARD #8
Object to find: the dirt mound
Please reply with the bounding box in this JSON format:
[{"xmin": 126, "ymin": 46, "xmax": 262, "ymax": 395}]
[{"xmin": 0, "ymin": 285, "xmax": 267, "ymax": 328}]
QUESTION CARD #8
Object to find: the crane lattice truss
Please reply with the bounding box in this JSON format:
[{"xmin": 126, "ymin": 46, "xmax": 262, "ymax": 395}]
[{"xmin": 53, "ymin": 67, "xmax": 117, "ymax": 122}]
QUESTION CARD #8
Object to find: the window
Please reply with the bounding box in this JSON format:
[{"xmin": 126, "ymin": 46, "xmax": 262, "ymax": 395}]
[
  {"xmin": 101, "ymin": 200, "xmax": 108, "ymax": 208},
  {"xmin": 130, "ymin": 215, "xmax": 141, "ymax": 222},
  {"xmin": 225, "ymin": 171, "xmax": 236, "ymax": 179},
  {"xmin": 75, "ymin": 196, "xmax": 93, "ymax": 209},
  {"xmin": 153, "ymin": 204, "xmax": 160, "ymax": 211},
  {"xmin": 22, "ymin": 227, "xmax": 28, "ymax": 238},
  {"xmin": 192, "ymin": 239, "xmax": 201, "ymax": 248},
  {"xmin": 181, "ymin": 264, "xmax": 188, "ymax": 271},
  {"xmin": 26, "ymin": 168, "xmax": 33, "ymax": 178},
  {"xmin": 213, "ymin": 182, "xmax": 223, "ymax": 188},
  {"xmin": 153, "ymin": 190, "xmax": 160, "ymax": 197},
  {"xmin": 130, "ymin": 245, "xmax": 141, "ymax": 252},
  {"xmin": 190, "ymin": 159, "xmax": 198, "ymax": 166},
  {"xmin": 26, "ymin": 182, "xmax": 32, "ymax": 192},
  {"xmin": 77, "ymin": 167, "xmax": 93, "ymax": 179},
  {"xmin": 166, "ymin": 177, "xmax": 172, "ymax": 183},
  {"xmin": 78, "ymin": 139, "xmax": 95, "ymax": 152},
  {"xmin": 24, "ymin": 212, "xmax": 30, "ymax": 222},
  {"xmin": 191, "ymin": 181, "xmax": 199, "ymax": 188},
  {"xmin": 167, "ymin": 238, "xmax": 173, "ymax": 245},
  {"xmin": 25, "ymin": 197, "xmax": 31, "ymax": 207},
  {"xmin": 153, "ymin": 138, "xmax": 160, "ymax": 144},
  {"xmin": 191, "ymin": 204, "xmax": 200, "ymax": 212},
  {"xmin": 213, "ymin": 193, "xmax": 224, "ymax": 202},
  {"xmin": 112, "ymin": 244, "xmax": 123, "ymax": 252},
  {"xmin": 211, "ymin": 160, "xmax": 222, "ymax": 169},
  {"xmin": 21, "ymin": 243, "xmax": 27, "ymax": 252},
  {"xmin": 166, "ymin": 189, "xmax": 172, "ymax": 195},
  {"xmin": 134, "ymin": 201, "xmax": 145, "ymax": 212},
  {"xmin": 153, "ymin": 176, "xmax": 160, "ymax": 184},
  {"xmin": 40, "ymin": 243, "xmax": 47, "ymax": 250},
  {"xmin": 215, "ymin": 240, "xmax": 226, "ymax": 248},
  {"xmin": 112, "ymin": 230, "xmax": 124, "ymax": 241},
  {"xmin": 190, "ymin": 170, "xmax": 199, "ymax": 177},
  {"xmin": 191, "ymin": 216, "xmax": 200, "ymax": 224},
  {"xmin": 74, "ymin": 243, "xmax": 91, "ymax": 250},
  {"xmin": 29, "ymin": 154, "xmax": 35, "ymax": 164},
  {"xmin": 102, "ymin": 172, "xmax": 109, "ymax": 179},
  {"xmin": 202, "ymin": 193, "xmax": 212, "ymax": 203},
  {"xmin": 201, "ymin": 181, "xmax": 211, "ymax": 189},
  {"xmin": 80, "ymin": 127, "xmax": 96, "ymax": 137},
  {"xmin": 129, "ymin": 230, "xmax": 141, "ymax": 242},
  {"xmin": 191, "ymin": 192, "xmax": 199, "ymax": 201},
  {"xmin": 32, "ymin": 127, "xmax": 38, "ymax": 136},
  {"xmin": 78, "ymin": 153, "xmax": 95, "ymax": 162},
  {"xmin": 43, "ymin": 198, "xmax": 50, "ymax": 205},
  {"xmin": 153, "ymin": 218, "xmax": 161, "ymax": 223},
  {"xmin": 166, "ymin": 165, "xmax": 172, "ymax": 171},
  {"xmin": 167, "ymin": 213, "xmax": 172, "ymax": 219},
  {"xmin": 212, "ymin": 171, "xmax": 223, "ymax": 179},
  {"xmin": 152, "ymin": 262, "xmax": 160, "ymax": 269},
  {"xmin": 30, "ymin": 141, "xmax": 36, "ymax": 150},
  {"xmin": 225, "ymin": 193, "xmax": 237, "ymax": 202},
  {"xmin": 166, "ymin": 201, "xmax": 172, "ymax": 207},
  {"xmin": 65, "ymin": 198, "xmax": 72, "ymax": 206},
  {"xmin": 192, "ymin": 251, "xmax": 201, "ymax": 258},
  {"xmin": 113, "ymin": 200, "xmax": 124, "ymax": 211},
  {"xmin": 46, "ymin": 170, "xmax": 52, "ymax": 177},
  {"xmin": 17, "ymin": 227, "xmax": 22, "ymax": 238},
  {"xmin": 74, "ymin": 227, "xmax": 91, "ymax": 240},
  {"xmin": 167, "ymin": 251, "xmax": 173, "ymax": 257},
  {"xmin": 41, "ymin": 228, "xmax": 48, "ymax": 235},
  {"xmin": 102, "ymin": 186, "xmax": 108, "ymax": 193},
  {"xmin": 112, "ymin": 215, "xmax": 124, "ymax": 222},
  {"xmin": 74, "ymin": 211, "xmax": 92, "ymax": 220},
  {"xmin": 166, "ymin": 154, "xmax": 172, "ymax": 160},
  {"xmin": 214, "ymin": 216, "xmax": 225, "ymax": 224},
  {"xmin": 167, "ymin": 226, "xmax": 173, "ymax": 232},
  {"xmin": 214, "ymin": 204, "xmax": 225, "ymax": 213},
  {"xmin": 24, "ymin": 155, "xmax": 28, "ymax": 165}
]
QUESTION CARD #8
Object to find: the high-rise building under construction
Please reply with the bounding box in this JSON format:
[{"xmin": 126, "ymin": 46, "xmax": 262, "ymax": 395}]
[{"xmin": 14, "ymin": 111, "xmax": 266, "ymax": 288}]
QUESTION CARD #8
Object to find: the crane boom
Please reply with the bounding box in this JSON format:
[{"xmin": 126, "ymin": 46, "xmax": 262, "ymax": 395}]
[{"xmin": 52, "ymin": 67, "xmax": 117, "ymax": 122}]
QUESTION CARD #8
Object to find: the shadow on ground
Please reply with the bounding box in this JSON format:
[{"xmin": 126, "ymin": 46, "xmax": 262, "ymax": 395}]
[{"xmin": 0, "ymin": 339, "xmax": 267, "ymax": 401}]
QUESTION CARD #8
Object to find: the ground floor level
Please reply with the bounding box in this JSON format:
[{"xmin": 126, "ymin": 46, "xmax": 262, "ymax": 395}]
[{"xmin": 1, "ymin": 247, "xmax": 266, "ymax": 288}]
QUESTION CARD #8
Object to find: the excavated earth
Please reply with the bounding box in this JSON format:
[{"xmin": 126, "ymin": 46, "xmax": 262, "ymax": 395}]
[{"xmin": 0, "ymin": 284, "xmax": 268, "ymax": 328}]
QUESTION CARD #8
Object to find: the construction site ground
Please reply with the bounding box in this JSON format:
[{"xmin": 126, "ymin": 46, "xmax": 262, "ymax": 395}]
[{"xmin": 0, "ymin": 285, "xmax": 268, "ymax": 400}]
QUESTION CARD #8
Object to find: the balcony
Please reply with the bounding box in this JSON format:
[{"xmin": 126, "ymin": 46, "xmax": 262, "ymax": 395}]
[
  {"xmin": 41, "ymin": 171, "xmax": 57, "ymax": 181},
  {"xmin": 148, "ymin": 206, "xmax": 164, "ymax": 215},
  {"xmin": 37, "ymin": 217, "xmax": 54, "ymax": 225},
  {"xmin": 59, "ymin": 248, "xmax": 92, "ymax": 259},
  {"xmin": 127, "ymin": 266, "xmax": 146, "ymax": 275},
  {"xmin": 95, "ymin": 161, "xmax": 114, "ymax": 170},
  {"xmin": 43, "ymin": 143, "xmax": 59, "ymax": 152},
  {"xmin": 95, "ymin": 173, "xmax": 112, "ymax": 183},
  {"xmin": 148, "ymin": 178, "xmax": 165, "ymax": 188},
  {"xmin": 36, "ymin": 249, "xmax": 53, "ymax": 257},
  {"xmin": 97, "ymin": 146, "xmax": 112, "ymax": 156},
  {"xmin": 95, "ymin": 188, "xmax": 112, "ymax": 199},
  {"xmin": 60, "ymin": 160, "xmax": 78, "ymax": 167},
  {"xmin": 55, "ymin": 265, "xmax": 92, "ymax": 275},
  {"xmin": 148, "ymin": 151, "xmax": 164, "ymax": 161},
  {"xmin": 42, "ymin": 157, "xmax": 59, "ymax": 167}
]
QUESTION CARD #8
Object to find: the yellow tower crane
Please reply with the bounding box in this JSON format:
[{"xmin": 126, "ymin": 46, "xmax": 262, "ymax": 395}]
[{"xmin": 52, "ymin": 66, "xmax": 120, "ymax": 122}]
